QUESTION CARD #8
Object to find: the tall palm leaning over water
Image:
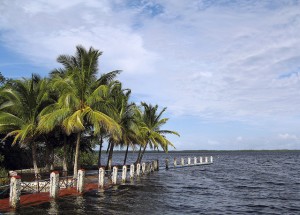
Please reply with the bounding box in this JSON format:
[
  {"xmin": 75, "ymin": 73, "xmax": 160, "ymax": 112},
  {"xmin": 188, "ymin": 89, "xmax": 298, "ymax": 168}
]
[
  {"xmin": 0, "ymin": 75, "xmax": 54, "ymax": 177},
  {"xmin": 38, "ymin": 45, "xmax": 121, "ymax": 178},
  {"xmin": 136, "ymin": 103, "xmax": 180, "ymax": 164}
]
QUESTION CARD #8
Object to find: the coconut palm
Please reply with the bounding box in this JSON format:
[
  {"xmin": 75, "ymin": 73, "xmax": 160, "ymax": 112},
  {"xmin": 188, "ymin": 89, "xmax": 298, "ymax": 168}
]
[
  {"xmin": 38, "ymin": 45, "xmax": 121, "ymax": 178},
  {"xmin": 93, "ymin": 71, "xmax": 122, "ymax": 168},
  {"xmin": 0, "ymin": 75, "xmax": 54, "ymax": 177},
  {"xmin": 105, "ymin": 82, "xmax": 136, "ymax": 169},
  {"xmin": 135, "ymin": 103, "xmax": 179, "ymax": 164},
  {"xmin": 49, "ymin": 51, "xmax": 121, "ymax": 171}
]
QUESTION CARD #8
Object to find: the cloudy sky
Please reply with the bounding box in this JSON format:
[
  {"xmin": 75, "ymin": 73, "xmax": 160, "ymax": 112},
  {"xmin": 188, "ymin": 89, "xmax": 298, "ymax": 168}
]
[{"xmin": 1, "ymin": 0, "xmax": 300, "ymax": 150}]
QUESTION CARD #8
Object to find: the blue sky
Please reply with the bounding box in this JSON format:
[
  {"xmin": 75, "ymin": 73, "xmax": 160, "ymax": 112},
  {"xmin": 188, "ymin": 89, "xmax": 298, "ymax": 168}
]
[{"xmin": 1, "ymin": 0, "xmax": 300, "ymax": 150}]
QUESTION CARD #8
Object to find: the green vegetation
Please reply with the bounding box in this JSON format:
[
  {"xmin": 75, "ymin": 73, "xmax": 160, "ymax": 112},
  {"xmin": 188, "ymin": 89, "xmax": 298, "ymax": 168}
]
[{"xmin": 0, "ymin": 46, "xmax": 179, "ymax": 178}]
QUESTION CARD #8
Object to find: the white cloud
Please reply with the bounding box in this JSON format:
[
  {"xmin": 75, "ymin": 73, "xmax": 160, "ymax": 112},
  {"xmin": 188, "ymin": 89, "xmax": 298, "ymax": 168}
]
[
  {"xmin": 236, "ymin": 136, "xmax": 243, "ymax": 142},
  {"xmin": 278, "ymin": 133, "xmax": 298, "ymax": 140},
  {"xmin": 0, "ymin": 0, "xmax": 158, "ymax": 75},
  {"xmin": 1, "ymin": 0, "xmax": 300, "ymax": 149}
]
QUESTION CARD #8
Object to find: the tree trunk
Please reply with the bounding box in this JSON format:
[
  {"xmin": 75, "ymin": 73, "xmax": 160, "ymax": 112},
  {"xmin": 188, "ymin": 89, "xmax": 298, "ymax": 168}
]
[
  {"xmin": 106, "ymin": 141, "xmax": 114, "ymax": 170},
  {"xmin": 135, "ymin": 145, "xmax": 143, "ymax": 164},
  {"xmin": 123, "ymin": 144, "xmax": 130, "ymax": 165},
  {"xmin": 98, "ymin": 135, "xmax": 103, "ymax": 167},
  {"xmin": 138, "ymin": 143, "xmax": 148, "ymax": 164},
  {"xmin": 50, "ymin": 143, "xmax": 54, "ymax": 171},
  {"xmin": 68, "ymin": 139, "xmax": 75, "ymax": 169},
  {"xmin": 106, "ymin": 141, "xmax": 111, "ymax": 154},
  {"xmin": 45, "ymin": 143, "xmax": 50, "ymax": 172},
  {"xmin": 32, "ymin": 142, "xmax": 40, "ymax": 179},
  {"xmin": 73, "ymin": 132, "xmax": 81, "ymax": 179},
  {"xmin": 62, "ymin": 135, "xmax": 68, "ymax": 172}
]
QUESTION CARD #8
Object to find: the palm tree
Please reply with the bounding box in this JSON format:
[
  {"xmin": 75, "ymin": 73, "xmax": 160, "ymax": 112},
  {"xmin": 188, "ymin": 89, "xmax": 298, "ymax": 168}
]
[
  {"xmin": 105, "ymin": 82, "xmax": 136, "ymax": 169},
  {"xmin": 93, "ymin": 71, "xmax": 122, "ymax": 168},
  {"xmin": 0, "ymin": 75, "xmax": 54, "ymax": 177},
  {"xmin": 135, "ymin": 103, "xmax": 179, "ymax": 164},
  {"xmin": 38, "ymin": 45, "xmax": 121, "ymax": 178}
]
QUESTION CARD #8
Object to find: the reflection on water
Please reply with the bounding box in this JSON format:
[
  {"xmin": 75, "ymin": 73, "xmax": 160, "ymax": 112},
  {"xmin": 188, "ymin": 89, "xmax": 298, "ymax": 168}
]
[
  {"xmin": 48, "ymin": 200, "xmax": 58, "ymax": 215},
  {"xmin": 3, "ymin": 151, "xmax": 300, "ymax": 214}
]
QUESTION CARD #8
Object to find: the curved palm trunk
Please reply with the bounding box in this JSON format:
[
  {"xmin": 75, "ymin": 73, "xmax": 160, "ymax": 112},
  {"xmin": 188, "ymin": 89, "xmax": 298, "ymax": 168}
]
[
  {"xmin": 123, "ymin": 144, "xmax": 130, "ymax": 165},
  {"xmin": 98, "ymin": 135, "xmax": 103, "ymax": 167},
  {"xmin": 32, "ymin": 142, "xmax": 40, "ymax": 179},
  {"xmin": 50, "ymin": 143, "xmax": 54, "ymax": 171},
  {"xmin": 138, "ymin": 143, "xmax": 148, "ymax": 164},
  {"xmin": 45, "ymin": 143, "xmax": 50, "ymax": 172},
  {"xmin": 62, "ymin": 135, "xmax": 68, "ymax": 172},
  {"xmin": 106, "ymin": 141, "xmax": 114, "ymax": 170},
  {"xmin": 73, "ymin": 132, "xmax": 81, "ymax": 179},
  {"xmin": 106, "ymin": 141, "xmax": 111, "ymax": 154},
  {"xmin": 68, "ymin": 142, "xmax": 74, "ymax": 169},
  {"xmin": 135, "ymin": 145, "xmax": 143, "ymax": 164}
]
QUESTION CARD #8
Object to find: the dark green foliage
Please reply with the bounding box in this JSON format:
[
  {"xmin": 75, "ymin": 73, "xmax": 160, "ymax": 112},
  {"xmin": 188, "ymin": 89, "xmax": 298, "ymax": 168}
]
[{"xmin": 0, "ymin": 45, "xmax": 179, "ymax": 173}]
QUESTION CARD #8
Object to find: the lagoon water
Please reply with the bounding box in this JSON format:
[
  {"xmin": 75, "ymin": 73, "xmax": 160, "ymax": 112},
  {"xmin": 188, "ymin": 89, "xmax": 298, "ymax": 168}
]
[{"xmin": 5, "ymin": 151, "xmax": 300, "ymax": 214}]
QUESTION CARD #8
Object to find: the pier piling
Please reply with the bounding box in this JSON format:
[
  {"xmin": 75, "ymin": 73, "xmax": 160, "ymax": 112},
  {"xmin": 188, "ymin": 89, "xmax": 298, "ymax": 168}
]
[
  {"xmin": 77, "ymin": 169, "xmax": 85, "ymax": 193},
  {"xmin": 136, "ymin": 163, "xmax": 141, "ymax": 176},
  {"xmin": 49, "ymin": 171, "xmax": 59, "ymax": 198},
  {"xmin": 188, "ymin": 157, "xmax": 191, "ymax": 165},
  {"xmin": 98, "ymin": 167, "xmax": 105, "ymax": 189},
  {"xmin": 181, "ymin": 158, "xmax": 185, "ymax": 166},
  {"xmin": 142, "ymin": 163, "xmax": 146, "ymax": 174},
  {"xmin": 130, "ymin": 164, "xmax": 135, "ymax": 179},
  {"xmin": 9, "ymin": 175, "xmax": 21, "ymax": 209},
  {"xmin": 122, "ymin": 166, "xmax": 127, "ymax": 183},
  {"xmin": 112, "ymin": 166, "xmax": 118, "ymax": 185},
  {"xmin": 165, "ymin": 159, "xmax": 169, "ymax": 170}
]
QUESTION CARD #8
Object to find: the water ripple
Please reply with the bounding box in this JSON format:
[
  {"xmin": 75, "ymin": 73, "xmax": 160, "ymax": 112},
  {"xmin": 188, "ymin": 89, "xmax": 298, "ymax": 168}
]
[{"xmin": 7, "ymin": 151, "xmax": 300, "ymax": 214}]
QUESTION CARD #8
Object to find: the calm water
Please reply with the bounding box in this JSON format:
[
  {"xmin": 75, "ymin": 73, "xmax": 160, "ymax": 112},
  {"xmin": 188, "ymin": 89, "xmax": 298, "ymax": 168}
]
[{"xmin": 4, "ymin": 151, "xmax": 300, "ymax": 214}]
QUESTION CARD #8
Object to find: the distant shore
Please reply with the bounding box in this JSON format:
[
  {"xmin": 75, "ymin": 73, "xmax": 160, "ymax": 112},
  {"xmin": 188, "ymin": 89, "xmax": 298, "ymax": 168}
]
[{"xmin": 101, "ymin": 149, "xmax": 300, "ymax": 153}]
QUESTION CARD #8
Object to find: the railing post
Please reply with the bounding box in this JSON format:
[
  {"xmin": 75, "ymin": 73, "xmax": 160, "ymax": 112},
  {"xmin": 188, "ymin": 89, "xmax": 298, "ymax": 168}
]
[
  {"xmin": 9, "ymin": 175, "xmax": 21, "ymax": 209},
  {"xmin": 130, "ymin": 164, "xmax": 135, "ymax": 179},
  {"xmin": 77, "ymin": 169, "xmax": 85, "ymax": 193},
  {"xmin": 136, "ymin": 163, "xmax": 141, "ymax": 176},
  {"xmin": 205, "ymin": 157, "xmax": 208, "ymax": 163},
  {"xmin": 188, "ymin": 157, "xmax": 191, "ymax": 165},
  {"xmin": 145, "ymin": 163, "xmax": 150, "ymax": 173},
  {"xmin": 210, "ymin": 156, "xmax": 213, "ymax": 163},
  {"xmin": 98, "ymin": 167, "xmax": 105, "ymax": 189},
  {"xmin": 50, "ymin": 171, "xmax": 59, "ymax": 199},
  {"xmin": 174, "ymin": 158, "xmax": 177, "ymax": 167},
  {"xmin": 112, "ymin": 166, "xmax": 118, "ymax": 185},
  {"xmin": 194, "ymin": 157, "xmax": 197, "ymax": 165},
  {"xmin": 151, "ymin": 161, "xmax": 155, "ymax": 172},
  {"xmin": 181, "ymin": 158, "xmax": 185, "ymax": 166},
  {"xmin": 165, "ymin": 159, "xmax": 169, "ymax": 170},
  {"xmin": 199, "ymin": 157, "xmax": 203, "ymax": 164},
  {"xmin": 142, "ymin": 163, "xmax": 146, "ymax": 174},
  {"xmin": 122, "ymin": 165, "xmax": 127, "ymax": 183}
]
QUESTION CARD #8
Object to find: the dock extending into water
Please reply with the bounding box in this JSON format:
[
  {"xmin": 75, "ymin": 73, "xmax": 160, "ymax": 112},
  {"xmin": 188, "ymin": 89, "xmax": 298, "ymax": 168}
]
[{"xmin": 0, "ymin": 156, "xmax": 213, "ymax": 213}]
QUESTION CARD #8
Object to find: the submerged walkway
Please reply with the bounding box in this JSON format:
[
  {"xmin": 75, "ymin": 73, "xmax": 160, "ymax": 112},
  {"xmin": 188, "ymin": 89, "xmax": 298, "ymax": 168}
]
[
  {"xmin": 0, "ymin": 181, "xmax": 109, "ymax": 213},
  {"xmin": 0, "ymin": 156, "xmax": 213, "ymax": 213}
]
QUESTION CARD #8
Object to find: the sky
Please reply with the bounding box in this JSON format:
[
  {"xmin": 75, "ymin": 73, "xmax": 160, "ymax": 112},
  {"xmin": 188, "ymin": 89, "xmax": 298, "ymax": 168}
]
[{"xmin": 1, "ymin": 0, "xmax": 300, "ymax": 150}]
